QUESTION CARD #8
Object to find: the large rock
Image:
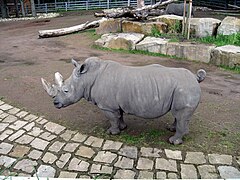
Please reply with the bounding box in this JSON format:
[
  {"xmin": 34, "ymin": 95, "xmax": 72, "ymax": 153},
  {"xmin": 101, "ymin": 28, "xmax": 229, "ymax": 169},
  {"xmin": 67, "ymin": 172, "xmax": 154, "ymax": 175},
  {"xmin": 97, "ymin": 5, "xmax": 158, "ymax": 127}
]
[
  {"xmin": 210, "ymin": 45, "xmax": 240, "ymax": 67},
  {"xmin": 166, "ymin": 42, "xmax": 216, "ymax": 63},
  {"xmin": 150, "ymin": 15, "xmax": 183, "ymax": 33},
  {"xmin": 95, "ymin": 33, "xmax": 144, "ymax": 50},
  {"xmin": 96, "ymin": 18, "xmax": 122, "ymax": 35},
  {"xmin": 190, "ymin": 18, "xmax": 221, "ymax": 37},
  {"xmin": 136, "ymin": 37, "xmax": 169, "ymax": 54},
  {"xmin": 122, "ymin": 20, "xmax": 167, "ymax": 35},
  {"xmin": 218, "ymin": 16, "xmax": 240, "ymax": 35}
]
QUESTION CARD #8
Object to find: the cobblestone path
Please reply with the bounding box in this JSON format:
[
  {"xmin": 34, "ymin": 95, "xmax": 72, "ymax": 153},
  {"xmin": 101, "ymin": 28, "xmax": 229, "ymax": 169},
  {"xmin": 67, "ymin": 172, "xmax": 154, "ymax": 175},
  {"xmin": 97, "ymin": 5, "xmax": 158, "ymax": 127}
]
[{"xmin": 0, "ymin": 100, "xmax": 240, "ymax": 179}]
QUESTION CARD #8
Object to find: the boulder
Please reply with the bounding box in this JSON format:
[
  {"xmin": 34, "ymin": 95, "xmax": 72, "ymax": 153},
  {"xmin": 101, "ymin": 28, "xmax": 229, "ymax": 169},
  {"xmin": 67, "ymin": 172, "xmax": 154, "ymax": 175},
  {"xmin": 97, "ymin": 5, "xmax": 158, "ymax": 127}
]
[
  {"xmin": 150, "ymin": 15, "xmax": 183, "ymax": 33},
  {"xmin": 217, "ymin": 16, "xmax": 240, "ymax": 35},
  {"xmin": 136, "ymin": 37, "xmax": 169, "ymax": 54},
  {"xmin": 166, "ymin": 42, "xmax": 216, "ymax": 63},
  {"xmin": 122, "ymin": 20, "xmax": 167, "ymax": 35},
  {"xmin": 95, "ymin": 33, "xmax": 145, "ymax": 50},
  {"xmin": 190, "ymin": 18, "xmax": 221, "ymax": 37},
  {"xmin": 210, "ymin": 45, "xmax": 240, "ymax": 67},
  {"xmin": 96, "ymin": 18, "xmax": 122, "ymax": 35}
]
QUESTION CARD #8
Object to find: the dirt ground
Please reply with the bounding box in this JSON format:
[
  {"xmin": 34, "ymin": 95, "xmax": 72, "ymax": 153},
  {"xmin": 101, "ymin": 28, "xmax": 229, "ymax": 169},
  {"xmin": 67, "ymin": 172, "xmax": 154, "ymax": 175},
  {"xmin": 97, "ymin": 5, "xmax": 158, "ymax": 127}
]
[{"xmin": 0, "ymin": 11, "xmax": 239, "ymax": 155}]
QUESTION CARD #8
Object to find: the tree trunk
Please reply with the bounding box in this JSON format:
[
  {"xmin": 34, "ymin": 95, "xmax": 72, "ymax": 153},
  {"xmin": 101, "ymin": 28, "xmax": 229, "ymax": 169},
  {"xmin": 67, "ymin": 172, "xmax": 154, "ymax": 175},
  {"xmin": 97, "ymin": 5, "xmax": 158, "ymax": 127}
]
[
  {"xmin": 94, "ymin": 0, "xmax": 178, "ymax": 20},
  {"xmin": 20, "ymin": 0, "xmax": 26, "ymax": 17},
  {"xmin": 39, "ymin": 18, "xmax": 105, "ymax": 38},
  {"xmin": 13, "ymin": 0, "xmax": 19, "ymax": 18},
  {"xmin": 30, "ymin": 0, "xmax": 36, "ymax": 17},
  {"xmin": 0, "ymin": 0, "xmax": 9, "ymax": 18}
]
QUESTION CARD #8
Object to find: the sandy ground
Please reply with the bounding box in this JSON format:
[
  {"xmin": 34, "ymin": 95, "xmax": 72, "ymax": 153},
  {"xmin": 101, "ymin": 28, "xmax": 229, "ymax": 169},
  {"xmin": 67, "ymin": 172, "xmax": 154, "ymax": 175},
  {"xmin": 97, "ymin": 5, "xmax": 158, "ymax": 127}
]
[{"xmin": 0, "ymin": 11, "xmax": 239, "ymax": 155}]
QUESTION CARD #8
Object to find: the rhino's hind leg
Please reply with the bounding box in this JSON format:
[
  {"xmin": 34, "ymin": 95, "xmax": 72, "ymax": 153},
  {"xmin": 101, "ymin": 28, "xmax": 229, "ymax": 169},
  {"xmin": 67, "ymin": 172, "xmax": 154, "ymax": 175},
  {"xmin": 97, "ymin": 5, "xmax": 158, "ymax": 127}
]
[
  {"xmin": 119, "ymin": 116, "xmax": 127, "ymax": 130},
  {"xmin": 103, "ymin": 110, "xmax": 122, "ymax": 135},
  {"xmin": 167, "ymin": 119, "xmax": 176, "ymax": 132},
  {"xmin": 170, "ymin": 108, "xmax": 194, "ymax": 145}
]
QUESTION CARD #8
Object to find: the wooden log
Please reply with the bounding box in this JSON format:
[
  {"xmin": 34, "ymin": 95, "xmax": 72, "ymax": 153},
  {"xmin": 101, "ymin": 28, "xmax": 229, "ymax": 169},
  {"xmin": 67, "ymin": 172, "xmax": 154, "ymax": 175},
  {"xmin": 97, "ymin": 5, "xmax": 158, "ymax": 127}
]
[
  {"xmin": 38, "ymin": 19, "xmax": 105, "ymax": 38},
  {"xmin": 94, "ymin": 0, "xmax": 178, "ymax": 20}
]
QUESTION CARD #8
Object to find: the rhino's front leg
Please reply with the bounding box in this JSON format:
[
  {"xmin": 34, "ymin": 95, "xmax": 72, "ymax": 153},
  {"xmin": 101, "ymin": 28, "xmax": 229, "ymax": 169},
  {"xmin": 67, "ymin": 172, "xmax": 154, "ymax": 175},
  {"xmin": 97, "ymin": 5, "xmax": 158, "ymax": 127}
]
[{"xmin": 103, "ymin": 110, "xmax": 123, "ymax": 135}]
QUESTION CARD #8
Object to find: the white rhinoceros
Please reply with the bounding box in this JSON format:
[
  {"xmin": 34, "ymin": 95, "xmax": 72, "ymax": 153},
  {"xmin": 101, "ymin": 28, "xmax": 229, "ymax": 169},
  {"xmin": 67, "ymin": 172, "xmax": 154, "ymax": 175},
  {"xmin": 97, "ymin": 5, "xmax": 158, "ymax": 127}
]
[{"xmin": 41, "ymin": 57, "xmax": 206, "ymax": 145}]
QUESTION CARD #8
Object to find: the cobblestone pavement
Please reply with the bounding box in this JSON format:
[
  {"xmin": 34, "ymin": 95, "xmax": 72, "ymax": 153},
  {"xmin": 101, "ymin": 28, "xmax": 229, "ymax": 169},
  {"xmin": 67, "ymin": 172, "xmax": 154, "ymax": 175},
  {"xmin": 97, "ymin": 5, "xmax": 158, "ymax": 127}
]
[{"xmin": 0, "ymin": 100, "xmax": 240, "ymax": 179}]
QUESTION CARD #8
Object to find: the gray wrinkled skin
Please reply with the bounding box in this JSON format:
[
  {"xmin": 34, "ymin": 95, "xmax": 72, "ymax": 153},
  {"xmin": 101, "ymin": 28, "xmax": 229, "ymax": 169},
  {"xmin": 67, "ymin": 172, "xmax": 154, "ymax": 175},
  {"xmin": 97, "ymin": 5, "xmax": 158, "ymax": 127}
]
[
  {"xmin": 164, "ymin": 3, "xmax": 194, "ymax": 16},
  {"xmin": 41, "ymin": 57, "xmax": 206, "ymax": 145}
]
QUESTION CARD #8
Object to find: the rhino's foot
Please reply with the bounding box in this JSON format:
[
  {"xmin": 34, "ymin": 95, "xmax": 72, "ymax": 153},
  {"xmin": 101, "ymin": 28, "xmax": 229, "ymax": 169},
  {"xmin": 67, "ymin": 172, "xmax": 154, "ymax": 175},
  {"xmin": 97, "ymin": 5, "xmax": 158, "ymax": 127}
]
[
  {"xmin": 119, "ymin": 123, "xmax": 127, "ymax": 131},
  {"xmin": 107, "ymin": 127, "xmax": 121, "ymax": 135},
  {"xmin": 169, "ymin": 136, "xmax": 183, "ymax": 145},
  {"xmin": 166, "ymin": 125, "xmax": 176, "ymax": 132}
]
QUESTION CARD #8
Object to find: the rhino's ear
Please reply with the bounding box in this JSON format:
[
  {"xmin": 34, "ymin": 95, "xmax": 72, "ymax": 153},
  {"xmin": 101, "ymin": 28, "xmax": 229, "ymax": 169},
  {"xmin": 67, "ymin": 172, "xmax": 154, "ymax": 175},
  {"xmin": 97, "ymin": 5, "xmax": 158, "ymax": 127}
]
[
  {"xmin": 78, "ymin": 63, "xmax": 88, "ymax": 74},
  {"xmin": 71, "ymin": 59, "xmax": 80, "ymax": 67}
]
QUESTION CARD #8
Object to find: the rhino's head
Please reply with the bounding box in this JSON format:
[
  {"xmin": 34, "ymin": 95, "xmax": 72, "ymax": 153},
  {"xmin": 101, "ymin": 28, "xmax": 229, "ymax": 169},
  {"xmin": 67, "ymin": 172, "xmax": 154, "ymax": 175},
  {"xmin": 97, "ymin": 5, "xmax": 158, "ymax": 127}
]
[{"xmin": 41, "ymin": 58, "xmax": 100, "ymax": 109}]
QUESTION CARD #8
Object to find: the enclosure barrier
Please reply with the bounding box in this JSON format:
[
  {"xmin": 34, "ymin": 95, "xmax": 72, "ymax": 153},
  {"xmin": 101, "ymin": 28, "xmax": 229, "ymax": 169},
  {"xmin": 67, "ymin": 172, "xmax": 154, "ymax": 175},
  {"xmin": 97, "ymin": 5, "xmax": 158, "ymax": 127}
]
[{"xmin": 34, "ymin": 0, "xmax": 153, "ymax": 13}]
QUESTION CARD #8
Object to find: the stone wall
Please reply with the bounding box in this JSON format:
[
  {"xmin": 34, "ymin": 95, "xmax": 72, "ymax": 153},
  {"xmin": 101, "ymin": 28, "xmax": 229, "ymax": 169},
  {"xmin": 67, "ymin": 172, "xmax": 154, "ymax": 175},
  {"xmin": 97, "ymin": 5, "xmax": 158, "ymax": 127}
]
[{"xmin": 95, "ymin": 33, "xmax": 240, "ymax": 67}]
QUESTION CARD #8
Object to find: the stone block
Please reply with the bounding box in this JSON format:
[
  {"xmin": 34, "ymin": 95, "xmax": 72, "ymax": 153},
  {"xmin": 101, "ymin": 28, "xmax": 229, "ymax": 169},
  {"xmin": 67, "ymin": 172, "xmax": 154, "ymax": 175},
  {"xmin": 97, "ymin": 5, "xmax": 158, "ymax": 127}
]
[
  {"xmin": 102, "ymin": 140, "xmax": 123, "ymax": 150},
  {"xmin": 114, "ymin": 156, "xmax": 134, "ymax": 169},
  {"xmin": 0, "ymin": 142, "xmax": 14, "ymax": 154},
  {"xmin": 119, "ymin": 145, "xmax": 138, "ymax": 159},
  {"xmin": 181, "ymin": 164, "xmax": 198, "ymax": 179},
  {"xmin": 208, "ymin": 153, "xmax": 232, "ymax": 165},
  {"xmin": 76, "ymin": 146, "xmax": 95, "ymax": 159},
  {"xmin": 122, "ymin": 20, "xmax": 167, "ymax": 35},
  {"xmin": 44, "ymin": 122, "xmax": 66, "ymax": 134},
  {"xmin": 96, "ymin": 18, "xmax": 122, "ymax": 34},
  {"xmin": 166, "ymin": 42, "xmax": 215, "ymax": 63},
  {"xmin": 14, "ymin": 159, "xmax": 37, "ymax": 173},
  {"xmin": 184, "ymin": 151, "xmax": 206, "ymax": 164},
  {"xmin": 137, "ymin": 157, "xmax": 154, "ymax": 170},
  {"xmin": 156, "ymin": 158, "xmax": 177, "ymax": 172},
  {"xmin": 151, "ymin": 15, "xmax": 183, "ymax": 33},
  {"xmin": 198, "ymin": 165, "xmax": 218, "ymax": 179},
  {"xmin": 56, "ymin": 153, "xmax": 71, "ymax": 168},
  {"xmin": 165, "ymin": 149, "xmax": 182, "ymax": 160},
  {"xmin": 140, "ymin": 147, "xmax": 162, "ymax": 158},
  {"xmin": 190, "ymin": 18, "xmax": 221, "ymax": 37},
  {"xmin": 68, "ymin": 157, "xmax": 90, "ymax": 172},
  {"xmin": 136, "ymin": 37, "xmax": 169, "ymax": 54},
  {"xmin": 90, "ymin": 164, "xmax": 113, "ymax": 174},
  {"xmin": 210, "ymin": 45, "xmax": 240, "ymax": 68},
  {"xmin": 34, "ymin": 165, "xmax": 56, "ymax": 177},
  {"xmin": 114, "ymin": 169, "xmax": 136, "ymax": 179},
  {"xmin": 218, "ymin": 16, "xmax": 240, "ymax": 35},
  {"xmin": 48, "ymin": 141, "xmax": 65, "ymax": 152},
  {"xmin": 84, "ymin": 136, "xmax": 104, "ymax": 148},
  {"xmin": 93, "ymin": 151, "xmax": 117, "ymax": 164},
  {"xmin": 218, "ymin": 166, "xmax": 240, "ymax": 179},
  {"xmin": 0, "ymin": 155, "xmax": 16, "ymax": 167}
]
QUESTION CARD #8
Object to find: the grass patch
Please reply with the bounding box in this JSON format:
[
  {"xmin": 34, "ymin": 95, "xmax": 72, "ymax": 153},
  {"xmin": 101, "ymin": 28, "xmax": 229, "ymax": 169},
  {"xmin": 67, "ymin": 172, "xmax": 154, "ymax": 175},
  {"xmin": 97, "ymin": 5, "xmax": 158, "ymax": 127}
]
[
  {"xmin": 92, "ymin": 44, "xmax": 182, "ymax": 60},
  {"xmin": 196, "ymin": 33, "xmax": 240, "ymax": 46},
  {"xmin": 84, "ymin": 29, "xmax": 101, "ymax": 41},
  {"xmin": 219, "ymin": 65, "xmax": 240, "ymax": 74}
]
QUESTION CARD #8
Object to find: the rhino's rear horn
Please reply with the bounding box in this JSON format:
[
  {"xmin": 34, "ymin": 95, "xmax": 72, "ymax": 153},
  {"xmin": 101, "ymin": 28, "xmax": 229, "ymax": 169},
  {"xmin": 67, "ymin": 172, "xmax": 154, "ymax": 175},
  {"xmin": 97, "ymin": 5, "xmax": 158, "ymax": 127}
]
[
  {"xmin": 41, "ymin": 78, "xmax": 57, "ymax": 97},
  {"xmin": 55, "ymin": 72, "xmax": 64, "ymax": 87}
]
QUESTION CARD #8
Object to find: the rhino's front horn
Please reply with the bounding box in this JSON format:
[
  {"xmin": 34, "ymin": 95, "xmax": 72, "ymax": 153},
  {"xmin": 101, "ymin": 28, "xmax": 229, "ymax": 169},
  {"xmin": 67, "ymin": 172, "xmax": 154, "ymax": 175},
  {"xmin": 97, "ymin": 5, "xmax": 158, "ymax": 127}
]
[
  {"xmin": 55, "ymin": 72, "xmax": 63, "ymax": 87},
  {"xmin": 41, "ymin": 78, "xmax": 57, "ymax": 97}
]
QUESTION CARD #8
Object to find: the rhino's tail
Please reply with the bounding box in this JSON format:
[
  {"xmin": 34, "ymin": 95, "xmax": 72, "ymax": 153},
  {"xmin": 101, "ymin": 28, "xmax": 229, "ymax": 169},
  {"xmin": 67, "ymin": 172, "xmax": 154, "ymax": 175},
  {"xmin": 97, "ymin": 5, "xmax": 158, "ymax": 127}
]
[{"xmin": 196, "ymin": 69, "xmax": 206, "ymax": 83}]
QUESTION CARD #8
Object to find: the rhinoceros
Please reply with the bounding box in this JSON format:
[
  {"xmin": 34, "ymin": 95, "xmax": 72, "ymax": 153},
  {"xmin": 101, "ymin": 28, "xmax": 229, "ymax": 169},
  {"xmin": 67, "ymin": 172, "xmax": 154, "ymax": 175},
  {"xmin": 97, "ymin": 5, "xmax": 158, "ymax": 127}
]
[
  {"xmin": 164, "ymin": 3, "xmax": 194, "ymax": 16},
  {"xmin": 41, "ymin": 57, "xmax": 206, "ymax": 145}
]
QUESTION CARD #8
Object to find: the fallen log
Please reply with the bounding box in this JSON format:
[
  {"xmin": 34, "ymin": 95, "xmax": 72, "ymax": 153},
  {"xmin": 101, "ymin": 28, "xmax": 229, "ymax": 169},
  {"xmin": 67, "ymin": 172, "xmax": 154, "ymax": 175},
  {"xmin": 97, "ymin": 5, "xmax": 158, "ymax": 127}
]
[
  {"xmin": 38, "ymin": 18, "xmax": 106, "ymax": 38},
  {"xmin": 94, "ymin": 0, "xmax": 178, "ymax": 20}
]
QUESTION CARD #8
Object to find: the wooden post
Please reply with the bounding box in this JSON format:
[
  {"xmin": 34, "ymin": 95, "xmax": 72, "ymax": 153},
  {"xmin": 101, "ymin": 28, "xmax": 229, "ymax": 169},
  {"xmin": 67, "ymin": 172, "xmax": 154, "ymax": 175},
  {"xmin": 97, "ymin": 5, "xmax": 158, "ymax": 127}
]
[
  {"xmin": 187, "ymin": 0, "xmax": 192, "ymax": 40},
  {"xmin": 20, "ymin": 0, "xmax": 26, "ymax": 17},
  {"xmin": 182, "ymin": 0, "xmax": 187, "ymax": 36}
]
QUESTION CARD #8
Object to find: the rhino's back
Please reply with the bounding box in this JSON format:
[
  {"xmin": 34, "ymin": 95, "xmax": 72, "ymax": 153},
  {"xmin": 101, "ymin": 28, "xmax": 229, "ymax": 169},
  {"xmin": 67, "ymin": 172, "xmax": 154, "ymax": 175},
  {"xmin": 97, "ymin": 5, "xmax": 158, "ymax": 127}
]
[{"xmin": 92, "ymin": 62, "xmax": 200, "ymax": 118}]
